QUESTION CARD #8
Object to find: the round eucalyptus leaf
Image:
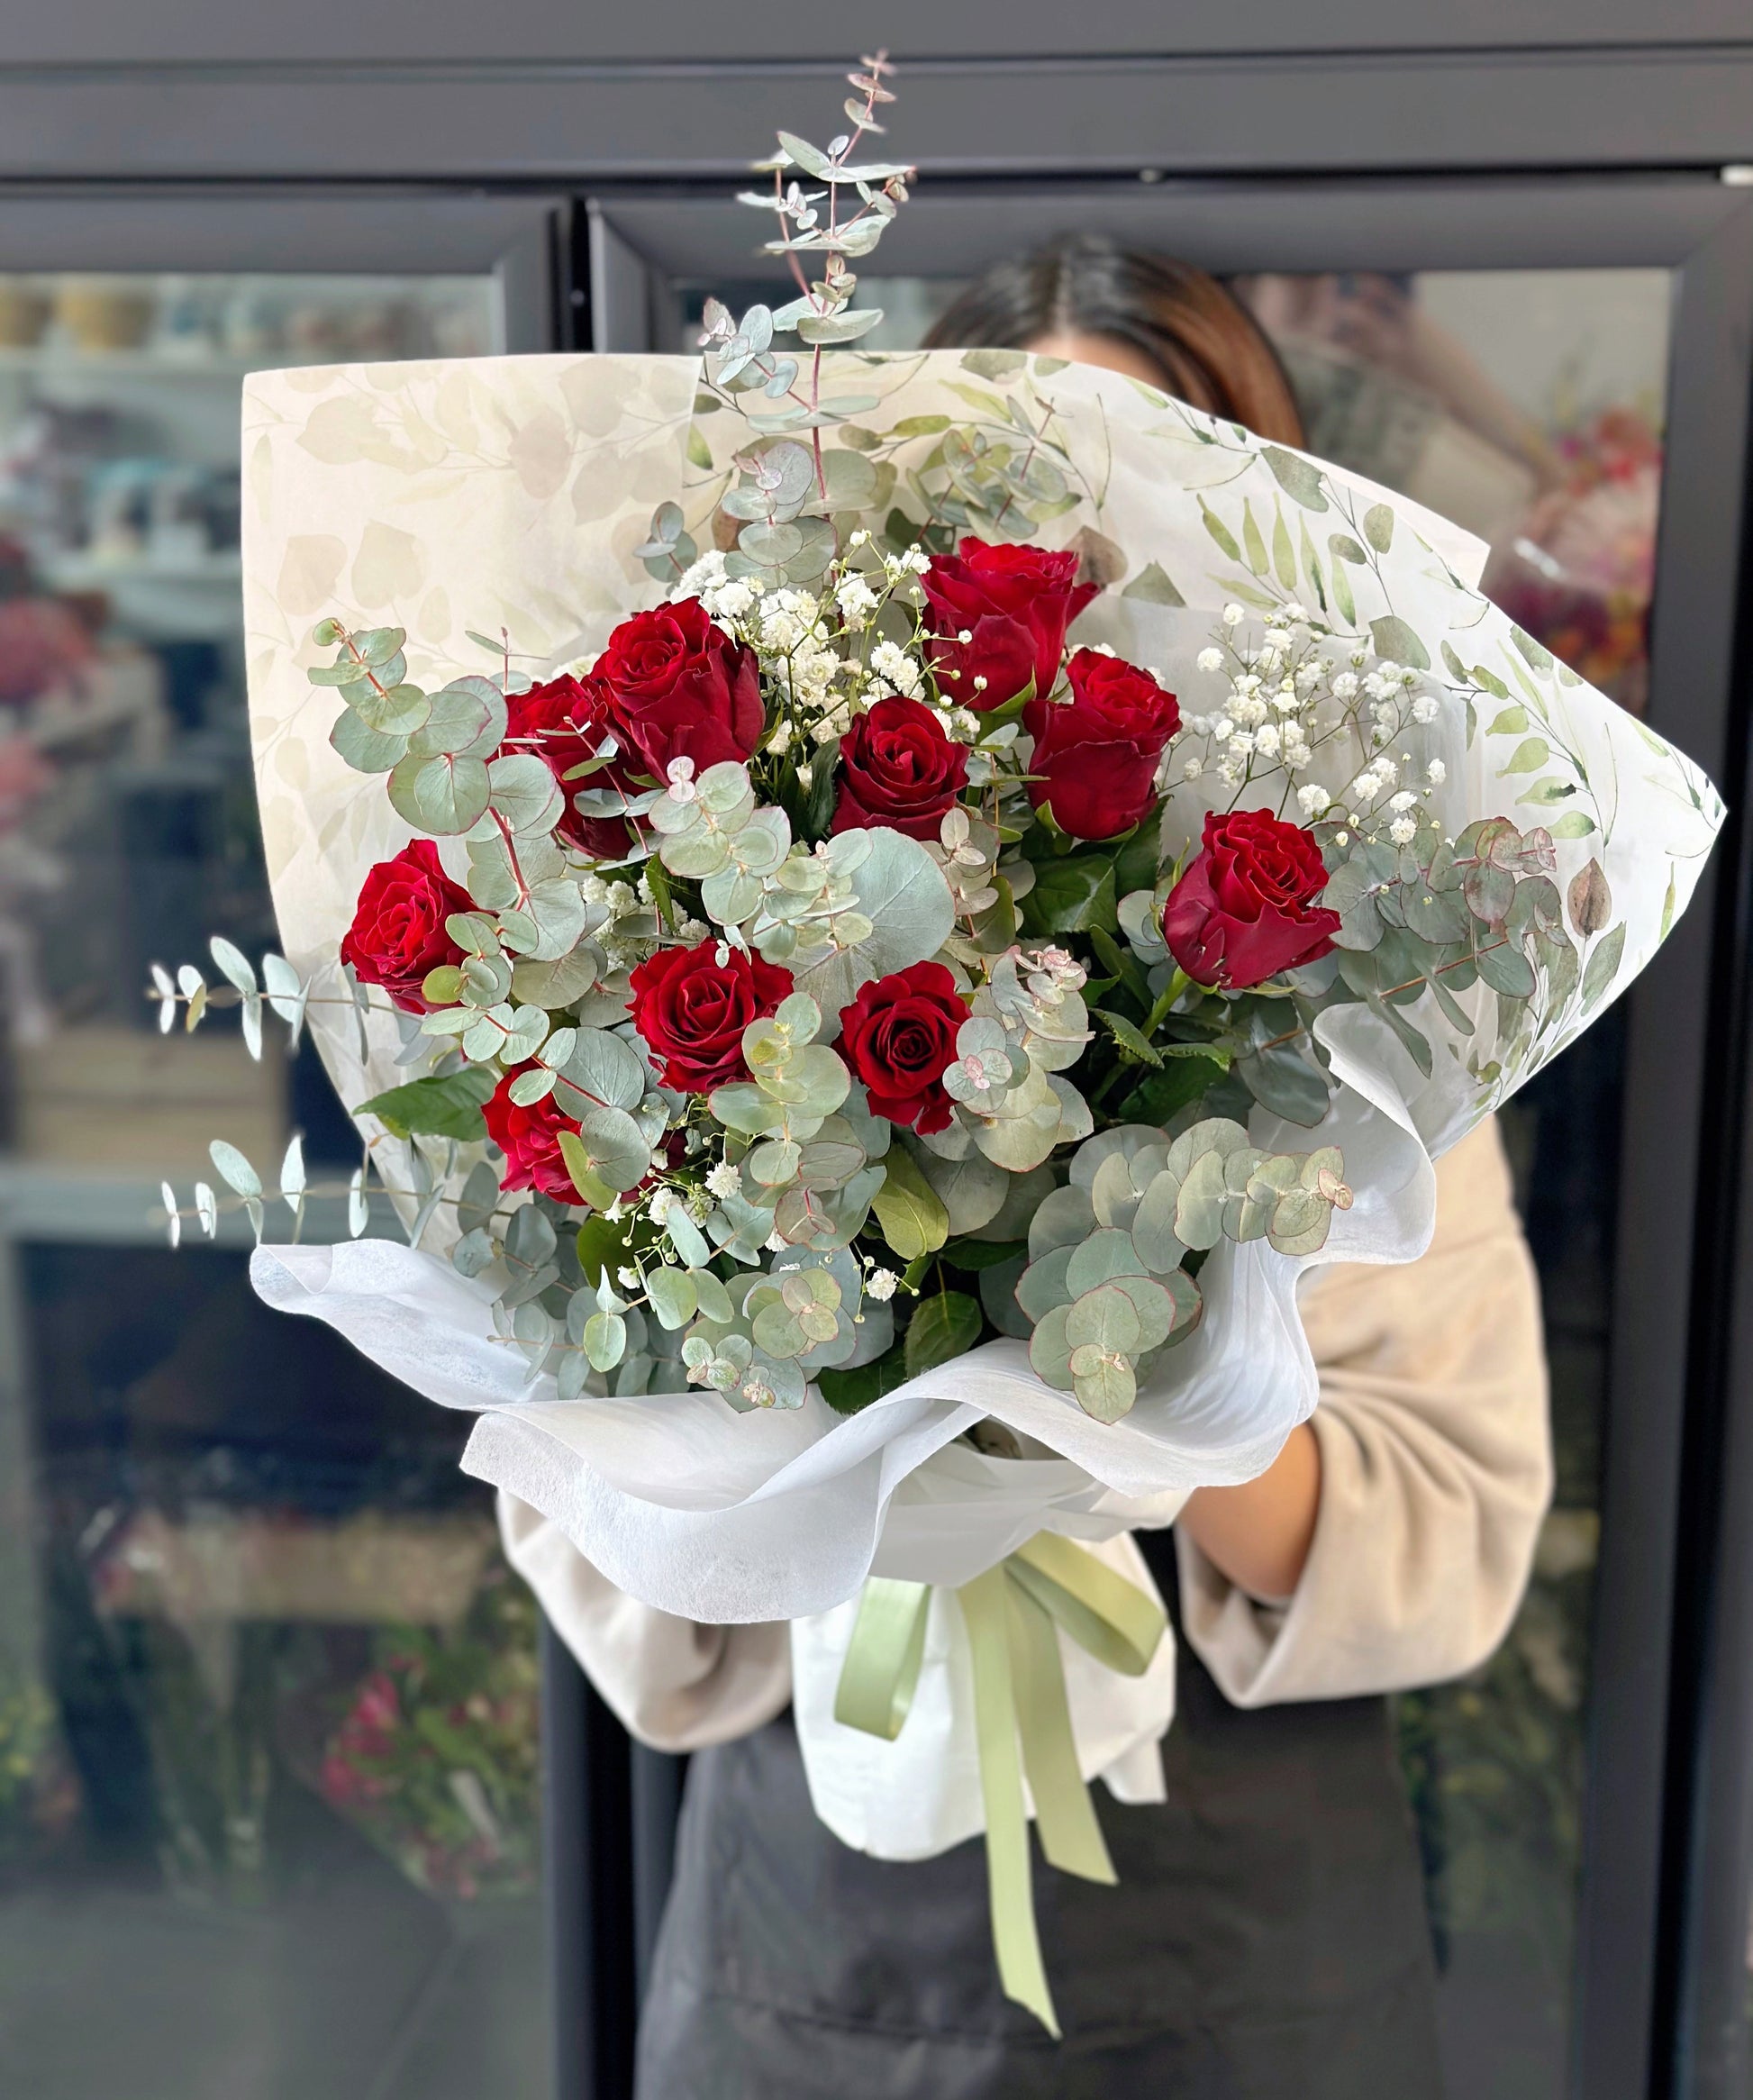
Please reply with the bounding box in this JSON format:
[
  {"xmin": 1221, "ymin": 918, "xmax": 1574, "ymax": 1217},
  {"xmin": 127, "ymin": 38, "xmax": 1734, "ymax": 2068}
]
[
  {"xmin": 488, "ymin": 752, "xmax": 565, "ymax": 837},
  {"xmin": 1106, "ymin": 1272, "xmax": 1179, "ymax": 1351},
  {"xmin": 689, "ymin": 1268, "xmax": 734, "ymax": 1324},
  {"xmin": 1027, "ymin": 1302, "xmax": 1075, "ymax": 1391},
  {"xmin": 409, "ymin": 677, "xmax": 507, "ymax": 761},
  {"xmin": 645, "ymin": 1267, "xmax": 698, "ymax": 1331},
  {"xmin": 331, "ymin": 706, "xmax": 410, "ymax": 775},
  {"xmin": 559, "ymin": 1029, "xmax": 646, "ymax": 1112},
  {"xmin": 1065, "ymin": 1227, "xmax": 1151, "ymax": 1300},
  {"xmin": 1071, "ymin": 1352, "xmax": 1137, "ymax": 1423},
  {"xmin": 577, "ymin": 1105, "xmax": 651, "ymax": 1192},
  {"xmin": 1028, "ymin": 1183, "xmax": 1095, "ymax": 1262},
  {"xmin": 388, "ymin": 751, "xmax": 491, "ymax": 835},
  {"xmin": 583, "ymin": 1310, "xmax": 627, "ymax": 1372},
  {"xmin": 1016, "ymin": 1246, "xmax": 1075, "ymax": 1322},
  {"xmin": 1065, "ymin": 1283, "xmax": 1143, "ymax": 1358},
  {"xmin": 350, "ymin": 680, "xmax": 431, "ymax": 737}
]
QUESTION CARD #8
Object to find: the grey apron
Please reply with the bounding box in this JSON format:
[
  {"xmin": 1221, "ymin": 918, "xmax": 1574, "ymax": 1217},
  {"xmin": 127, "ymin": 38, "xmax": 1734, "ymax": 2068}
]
[{"xmin": 636, "ymin": 1543, "xmax": 1443, "ymax": 2098}]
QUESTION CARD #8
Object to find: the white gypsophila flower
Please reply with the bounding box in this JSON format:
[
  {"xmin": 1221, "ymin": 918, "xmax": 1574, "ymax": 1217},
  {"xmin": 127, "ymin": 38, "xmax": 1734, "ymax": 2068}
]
[
  {"xmin": 1273, "ymin": 686, "xmax": 1303, "ymax": 716},
  {"xmin": 869, "ymin": 639, "xmax": 923, "ymax": 698},
  {"xmin": 1427, "ymin": 759, "xmax": 1448, "ymax": 786},
  {"xmin": 1210, "ymin": 716, "xmax": 1233, "ymax": 743},
  {"xmin": 834, "ymin": 572, "xmax": 879, "ymax": 622},
  {"xmin": 1230, "ymin": 731, "xmax": 1256, "ymax": 759},
  {"xmin": 1411, "ymin": 694, "xmax": 1440, "ymax": 724},
  {"xmin": 1196, "ymin": 647, "xmax": 1225, "ymax": 674},
  {"xmin": 1254, "ymin": 723, "xmax": 1281, "ymax": 757},
  {"xmin": 702, "ymin": 578, "xmax": 756, "ymax": 621},
  {"xmin": 1295, "ymin": 660, "xmax": 1323, "ymax": 689},
  {"xmin": 949, "ymin": 708, "xmax": 981, "ymax": 742},
  {"xmin": 674, "ymin": 549, "xmax": 727, "ymax": 598},
  {"xmin": 763, "ymin": 1230, "xmax": 789, "ymax": 1254},
  {"xmin": 648, "ymin": 1187, "xmax": 675, "ymax": 1224},
  {"xmin": 849, "ymin": 529, "xmax": 870, "ymax": 549},
  {"xmin": 1389, "ymin": 815, "xmax": 1418, "ymax": 845},
  {"xmin": 766, "ymin": 716, "xmax": 793, "ymax": 754},
  {"xmin": 616, "ymin": 1266, "xmax": 641, "ymax": 1291},
  {"xmin": 1284, "ymin": 736, "xmax": 1312, "ymax": 768},
  {"xmin": 1335, "ymin": 828, "xmax": 1349, "ymax": 846},
  {"xmin": 1297, "ymin": 783, "xmax": 1331, "ymax": 817},
  {"xmin": 866, "ymin": 1268, "xmax": 898, "ymax": 1302},
  {"xmin": 706, "ymin": 1160, "xmax": 741, "ymax": 1200},
  {"xmin": 1233, "ymin": 672, "xmax": 1262, "ymax": 695},
  {"xmin": 1349, "ymin": 647, "xmax": 1368, "ymax": 668},
  {"xmin": 1373, "ymin": 754, "xmax": 1398, "ymax": 785},
  {"xmin": 1401, "ymin": 667, "xmax": 1421, "ymax": 688},
  {"xmin": 1222, "ymin": 603, "xmax": 1245, "ymax": 627},
  {"xmin": 1284, "ymin": 601, "xmax": 1308, "ymax": 623},
  {"xmin": 1353, "ymin": 770, "xmax": 1382, "ymax": 801},
  {"xmin": 1264, "ymin": 627, "xmax": 1292, "ymax": 650},
  {"xmin": 1332, "ymin": 671, "xmax": 1359, "ymax": 701},
  {"xmin": 1182, "ymin": 755, "xmax": 1204, "ymax": 781},
  {"xmin": 580, "ymin": 873, "xmax": 610, "ymax": 906},
  {"xmin": 677, "ymin": 916, "xmax": 709, "ymax": 943},
  {"xmin": 1218, "ymin": 758, "xmax": 1243, "ymax": 786},
  {"xmin": 1388, "ymin": 790, "xmax": 1417, "ymax": 812}
]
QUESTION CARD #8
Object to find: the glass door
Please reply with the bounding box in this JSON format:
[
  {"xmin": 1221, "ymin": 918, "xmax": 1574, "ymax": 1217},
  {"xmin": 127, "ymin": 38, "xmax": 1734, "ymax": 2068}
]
[
  {"xmin": 0, "ymin": 195, "xmax": 564, "ymax": 2100},
  {"xmin": 587, "ymin": 176, "xmax": 1753, "ymax": 2100}
]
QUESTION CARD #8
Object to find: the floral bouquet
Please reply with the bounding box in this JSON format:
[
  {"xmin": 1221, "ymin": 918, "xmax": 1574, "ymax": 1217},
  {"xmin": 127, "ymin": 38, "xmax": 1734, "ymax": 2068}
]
[{"xmin": 176, "ymin": 61, "xmax": 1721, "ymax": 2027}]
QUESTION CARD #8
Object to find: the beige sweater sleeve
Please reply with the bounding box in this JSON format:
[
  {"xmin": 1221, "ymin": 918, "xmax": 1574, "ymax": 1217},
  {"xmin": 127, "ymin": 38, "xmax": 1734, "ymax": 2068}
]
[
  {"xmin": 1175, "ymin": 1115, "xmax": 1553, "ymax": 1705},
  {"xmin": 504, "ymin": 1115, "xmax": 1551, "ymax": 1743}
]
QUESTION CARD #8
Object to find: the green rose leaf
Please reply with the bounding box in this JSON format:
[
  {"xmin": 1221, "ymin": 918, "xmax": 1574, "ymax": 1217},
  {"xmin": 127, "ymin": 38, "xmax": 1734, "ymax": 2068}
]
[
  {"xmin": 870, "ymin": 1146, "xmax": 950, "ymax": 1263},
  {"xmin": 356, "ymin": 1066, "xmax": 496, "ymax": 1141},
  {"xmin": 904, "ymin": 1289, "xmax": 983, "ymax": 1378}
]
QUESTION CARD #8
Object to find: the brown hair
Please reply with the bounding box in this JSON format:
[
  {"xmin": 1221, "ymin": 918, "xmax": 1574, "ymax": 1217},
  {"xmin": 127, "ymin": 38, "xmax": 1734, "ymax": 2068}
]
[{"xmin": 923, "ymin": 235, "xmax": 1305, "ymax": 447}]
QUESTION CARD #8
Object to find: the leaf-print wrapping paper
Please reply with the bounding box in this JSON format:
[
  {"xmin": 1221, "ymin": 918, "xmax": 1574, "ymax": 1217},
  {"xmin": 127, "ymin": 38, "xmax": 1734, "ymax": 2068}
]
[{"xmin": 242, "ymin": 351, "xmax": 1721, "ymax": 1859}]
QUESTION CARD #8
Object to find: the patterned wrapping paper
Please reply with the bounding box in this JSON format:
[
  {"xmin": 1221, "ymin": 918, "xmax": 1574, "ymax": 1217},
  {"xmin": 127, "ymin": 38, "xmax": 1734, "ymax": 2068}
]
[{"xmin": 242, "ymin": 347, "xmax": 1722, "ymax": 1859}]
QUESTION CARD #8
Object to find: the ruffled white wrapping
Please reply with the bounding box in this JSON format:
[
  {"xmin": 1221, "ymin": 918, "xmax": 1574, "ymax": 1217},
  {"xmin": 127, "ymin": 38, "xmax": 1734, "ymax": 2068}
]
[{"xmin": 239, "ymin": 348, "xmax": 1721, "ymax": 1859}]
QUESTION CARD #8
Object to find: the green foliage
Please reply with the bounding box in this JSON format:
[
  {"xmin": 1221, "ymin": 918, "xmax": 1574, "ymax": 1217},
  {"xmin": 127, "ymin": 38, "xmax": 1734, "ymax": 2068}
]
[{"xmin": 357, "ymin": 1068, "xmax": 496, "ymax": 1141}]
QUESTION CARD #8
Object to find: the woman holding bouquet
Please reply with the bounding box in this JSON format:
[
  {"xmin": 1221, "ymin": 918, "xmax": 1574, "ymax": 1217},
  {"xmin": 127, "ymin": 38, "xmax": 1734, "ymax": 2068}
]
[{"xmin": 504, "ymin": 240, "xmax": 1553, "ymax": 2097}]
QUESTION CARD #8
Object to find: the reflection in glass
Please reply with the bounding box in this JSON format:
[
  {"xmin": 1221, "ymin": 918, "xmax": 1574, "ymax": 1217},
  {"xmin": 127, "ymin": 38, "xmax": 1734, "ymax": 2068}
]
[{"xmin": 0, "ymin": 272, "xmax": 544, "ymax": 2100}]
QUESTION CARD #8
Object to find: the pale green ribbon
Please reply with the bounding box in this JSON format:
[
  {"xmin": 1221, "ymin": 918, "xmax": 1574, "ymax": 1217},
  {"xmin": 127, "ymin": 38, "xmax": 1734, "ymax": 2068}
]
[{"xmin": 833, "ymin": 1532, "xmax": 1168, "ymax": 2037}]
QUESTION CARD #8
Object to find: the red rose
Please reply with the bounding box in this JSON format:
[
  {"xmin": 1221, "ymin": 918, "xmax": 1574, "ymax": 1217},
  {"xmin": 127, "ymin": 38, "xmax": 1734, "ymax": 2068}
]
[
  {"xmin": 1025, "ymin": 648, "xmax": 1181, "ymax": 841},
  {"xmin": 839, "ymin": 962, "xmax": 967, "ymax": 1135},
  {"xmin": 831, "ymin": 695, "xmax": 970, "ymax": 843},
  {"xmin": 1163, "ymin": 809, "xmax": 1342, "ymax": 990},
  {"xmin": 483, "ymin": 1068, "xmax": 583, "ymax": 1201},
  {"xmin": 504, "ymin": 671, "xmax": 642, "ymax": 860},
  {"xmin": 628, "ymin": 938, "xmax": 795, "ymax": 1095},
  {"xmin": 339, "ymin": 841, "xmax": 473, "ymax": 1014},
  {"xmin": 595, "ymin": 598, "xmax": 763, "ymax": 781},
  {"xmin": 920, "ymin": 538, "xmax": 1099, "ymax": 712}
]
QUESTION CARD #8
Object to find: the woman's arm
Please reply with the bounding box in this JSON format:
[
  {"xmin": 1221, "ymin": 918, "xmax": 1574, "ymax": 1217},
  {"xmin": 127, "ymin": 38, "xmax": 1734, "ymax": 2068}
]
[
  {"xmin": 1176, "ymin": 1115, "xmax": 1552, "ymax": 1706},
  {"xmin": 1177, "ymin": 1423, "xmax": 1322, "ymax": 1603}
]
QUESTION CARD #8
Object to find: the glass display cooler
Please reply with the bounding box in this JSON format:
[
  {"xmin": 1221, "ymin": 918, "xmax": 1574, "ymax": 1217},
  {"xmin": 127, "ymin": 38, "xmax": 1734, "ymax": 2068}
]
[{"xmin": 0, "ymin": 136, "xmax": 1748, "ymax": 2100}]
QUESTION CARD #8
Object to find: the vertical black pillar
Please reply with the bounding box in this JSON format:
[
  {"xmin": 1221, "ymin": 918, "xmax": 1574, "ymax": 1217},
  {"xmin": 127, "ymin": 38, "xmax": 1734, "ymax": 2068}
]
[{"xmin": 542, "ymin": 1617, "xmax": 638, "ymax": 2100}]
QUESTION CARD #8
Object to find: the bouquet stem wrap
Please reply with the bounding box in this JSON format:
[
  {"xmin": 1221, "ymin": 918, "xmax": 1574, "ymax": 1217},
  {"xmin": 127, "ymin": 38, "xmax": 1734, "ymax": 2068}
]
[{"xmin": 833, "ymin": 1531, "xmax": 1167, "ymax": 2035}]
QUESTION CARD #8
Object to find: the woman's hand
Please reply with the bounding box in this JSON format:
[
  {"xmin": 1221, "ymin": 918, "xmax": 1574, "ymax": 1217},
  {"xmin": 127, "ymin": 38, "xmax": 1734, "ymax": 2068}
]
[{"xmin": 1176, "ymin": 1424, "xmax": 1322, "ymax": 1604}]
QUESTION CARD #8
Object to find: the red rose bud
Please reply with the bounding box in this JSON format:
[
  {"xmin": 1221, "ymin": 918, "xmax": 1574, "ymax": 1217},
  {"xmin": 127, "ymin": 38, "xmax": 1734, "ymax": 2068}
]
[
  {"xmin": 839, "ymin": 961, "xmax": 967, "ymax": 1136},
  {"xmin": 594, "ymin": 598, "xmax": 763, "ymax": 782},
  {"xmin": 628, "ymin": 938, "xmax": 795, "ymax": 1095},
  {"xmin": 831, "ymin": 695, "xmax": 970, "ymax": 843},
  {"xmin": 504, "ymin": 671, "xmax": 641, "ymax": 860},
  {"xmin": 483, "ymin": 1068, "xmax": 584, "ymax": 1201},
  {"xmin": 921, "ymin": 538, "xmax": 1099, "ymax": 712},
  {"xmin": 1163, "ymin": 808, "xmax": 1343, "ymax": 990},
  {"xmin": 1024, "ymin": 648, "xmax": 1181, "ymax": 841},
  {"xmin": 339, "ymin": 840, "xmax": 474, "ymax": 1014}
]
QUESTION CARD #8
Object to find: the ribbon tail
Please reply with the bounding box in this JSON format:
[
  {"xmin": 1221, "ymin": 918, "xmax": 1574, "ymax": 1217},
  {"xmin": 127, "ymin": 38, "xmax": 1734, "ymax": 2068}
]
[
  {"xmin": 1005, "ymin": 1577, "xmax": 1117, "ymax": 1886},
  {"xmin": 958, "ymin": 1565, "xmax": 1060, "ymax": 2039},
  {"xmin": 833, "ymin": 1577, "xmax": 931, "ymax": 1741}
]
